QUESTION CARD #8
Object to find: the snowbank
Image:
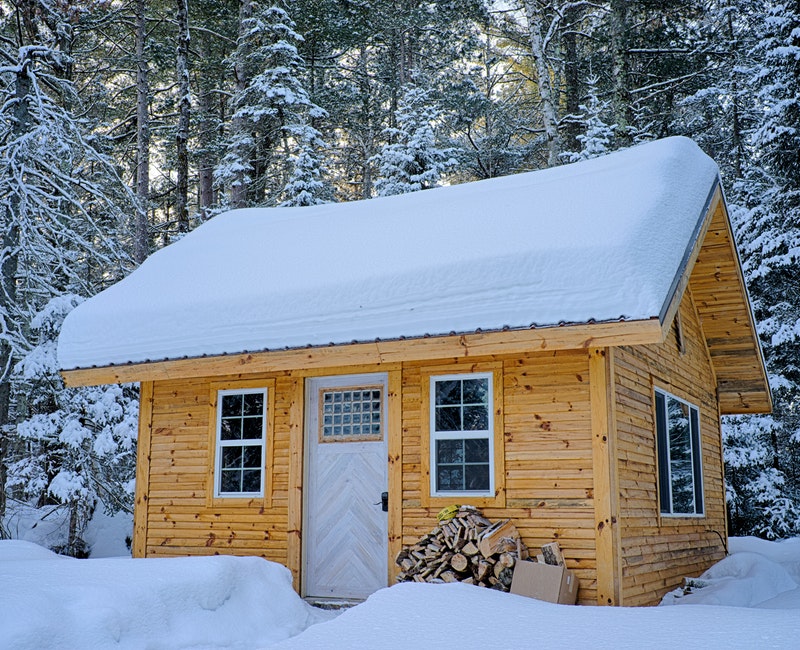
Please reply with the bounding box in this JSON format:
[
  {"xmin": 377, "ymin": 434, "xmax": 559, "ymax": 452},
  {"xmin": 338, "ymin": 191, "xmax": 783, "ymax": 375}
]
[
  {"xmin": 3, "ymin": 536, "xmax": 800, "ymax": 649},
  {"xmin": 0, "ymin": 541, "xmax": 332, "ymax": 650},
  {"xmin": 274, "ymin": 536, "xmax": 800, "ymax": 649},
  {"xmin": 271, "ymin": 581, "xmax": 799, "ymax": 649},
  {"xmin": 661, "ymin": 536, "xmax": 800, "ymax": 609}
]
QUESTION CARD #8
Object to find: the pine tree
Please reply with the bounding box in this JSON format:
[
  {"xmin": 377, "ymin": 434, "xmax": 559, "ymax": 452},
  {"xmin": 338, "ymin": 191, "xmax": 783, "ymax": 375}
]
[
  {"xmin": 446, "ymin": 33, "xmax": 534, "ymax": 180},
  {"xmin": 215, "ymin": 2, "xmax": 327, "ymax": 207},
  {"xmin": 562, "ymin": 76, "xmax": 616, "ymax": 162},
  {"xmin": 0, "ymin": 6, "xmax": 135, "ymax": 550},
  {"xmin": 8, "ymin": 297, "xmax": 138, "ymax": 556},
  {"xmin": 373, "ymin": 85, "xmax": 458, "ymax": 196},
  {"xmin": 721, "ymin": 1, "xmax": 800, "ymax": 538},
  {"xmin": 279, "ymin": 124, "xmax": 329, "ymax": 206}
]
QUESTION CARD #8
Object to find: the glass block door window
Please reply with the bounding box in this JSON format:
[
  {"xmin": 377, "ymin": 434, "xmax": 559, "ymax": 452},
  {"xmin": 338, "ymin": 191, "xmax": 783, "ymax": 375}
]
[
  {"xmin": 215, "ymin": 388, "xmax": 267, "ymax": 497},
  {"xmin": 319, "ymin": 386, "xmax": 383, "ymax": 442},
  {"xmin": 430, "ymin": 373, "xmax": 493, "ymax": 496}
]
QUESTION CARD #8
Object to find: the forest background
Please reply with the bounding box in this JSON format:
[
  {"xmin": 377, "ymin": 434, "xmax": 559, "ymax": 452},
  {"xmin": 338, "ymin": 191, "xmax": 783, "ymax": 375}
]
[{"xmin": 0, "ymin": 0, "xmax": 798, "ymax": 556}]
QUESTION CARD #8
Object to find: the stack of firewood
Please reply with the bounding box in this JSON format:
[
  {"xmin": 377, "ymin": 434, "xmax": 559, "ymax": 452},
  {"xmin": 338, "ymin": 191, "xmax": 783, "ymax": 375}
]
[{"xmin": 395, "ymin": 506, "xmax": 529, "ymax": 591}]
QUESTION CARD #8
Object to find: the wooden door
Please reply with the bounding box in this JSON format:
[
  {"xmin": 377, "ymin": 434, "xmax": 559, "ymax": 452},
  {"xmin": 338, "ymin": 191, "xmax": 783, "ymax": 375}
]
[{"xmin": 304, "ymin": 373, "xmax": 388, "ymax": 600}]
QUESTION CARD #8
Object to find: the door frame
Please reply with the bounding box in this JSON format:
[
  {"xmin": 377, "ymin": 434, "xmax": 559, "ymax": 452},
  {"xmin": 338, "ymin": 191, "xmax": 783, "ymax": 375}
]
[
  {"xmin": 301, "ymin": 372, "xmax": 392, "ymax": 600},
  {"xmin": 286, "ymin": 368, "xmax": 401, "ymax": 596}
]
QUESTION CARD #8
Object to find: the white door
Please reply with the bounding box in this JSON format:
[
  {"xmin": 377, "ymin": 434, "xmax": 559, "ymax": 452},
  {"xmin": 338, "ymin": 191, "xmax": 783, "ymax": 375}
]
[{"xmin": 304, "ymin": 373, "xmax": 388, "ymax": 600}]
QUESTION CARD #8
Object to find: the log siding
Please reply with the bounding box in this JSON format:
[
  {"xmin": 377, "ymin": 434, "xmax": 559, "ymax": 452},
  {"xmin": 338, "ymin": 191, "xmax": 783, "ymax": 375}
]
[
  {"xmin": 134, "ymin": 302, "xmax": 726, "ymax": 607},
  {"xmin": 615, "ymin": 287, "xmax": 726, "ymax": 606}
]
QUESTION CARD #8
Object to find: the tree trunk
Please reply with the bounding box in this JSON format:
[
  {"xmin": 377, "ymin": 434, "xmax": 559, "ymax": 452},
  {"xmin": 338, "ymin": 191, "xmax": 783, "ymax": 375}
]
[
  {"xmin": 726, "ymin": 11, "xmax": 743, "ymax": 179},
  {"xmin": 561, "ymin": 3, "xmax": 581, "ymax": 153},
  {"xmin": 231, "ymin": 0, "xmax": 253, "ymax": 209},
  {"xmin": 195, "ymin": 33, "xmax": 218, "ymax": 218},
  {"xmin": 134, "ymin": 0, "xmax": 151, "ymax": 263},
  {"xmin": 523, "ymin": 0, "xmax": 562, "ymax": 167},
  {"xmin": 0, "ymin": 55, "xmax": 32, "ymax": 527},
  {"xmin": 358, "ymin": 46, "xmax": 374, "ymax": 199},
  {"xmin": 175, "ymin": 0, "xmax": 191, "ymax": 233},
  {"xmin": 609, "ymin": 0, "xmax": 632, "ymax": 144}
]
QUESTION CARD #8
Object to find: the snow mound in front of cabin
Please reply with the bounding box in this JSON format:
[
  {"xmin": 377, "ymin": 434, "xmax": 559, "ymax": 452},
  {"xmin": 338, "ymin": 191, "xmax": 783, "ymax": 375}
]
[
  {"xmin": 0, "ymin": 540, "xmax": 332, "ymax": 650},
  {"xmin": 661, "ymin": 537, "xmax": 800, "ymax": 609},
  {"xmin": 269, "ymin": 580, "xmax": 800, "ymax": 649}
]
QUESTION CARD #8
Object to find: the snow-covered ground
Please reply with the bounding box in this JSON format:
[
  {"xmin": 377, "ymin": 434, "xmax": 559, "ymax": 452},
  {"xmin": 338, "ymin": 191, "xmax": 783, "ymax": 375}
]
[
  {"xmin": 0, "ymin": 541, "xmax": 334, "ymax": 649},
  {"xmin": 1, "ymin": 537, "xmax": 799, "ymax": 649}
]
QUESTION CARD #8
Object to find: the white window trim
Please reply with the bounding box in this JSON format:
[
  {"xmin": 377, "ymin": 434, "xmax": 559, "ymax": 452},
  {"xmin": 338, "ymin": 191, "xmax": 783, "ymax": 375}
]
[
  {"xmin": 655, "ymin": 388, "xmax": 705, "ymax": 517},
  {"xmin": 214, "ymin": 387, "xmax": 267, "ymax": 498},
  {"xmin": 429, "ymin": 372, "xmax": 494, "ymax": 498}
]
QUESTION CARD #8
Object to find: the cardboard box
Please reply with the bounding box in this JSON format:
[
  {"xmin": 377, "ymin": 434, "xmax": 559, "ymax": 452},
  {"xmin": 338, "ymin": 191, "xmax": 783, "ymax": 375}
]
[{"xmin": 510, "ymin": 561, "xmax": 579, "ymax": 605}]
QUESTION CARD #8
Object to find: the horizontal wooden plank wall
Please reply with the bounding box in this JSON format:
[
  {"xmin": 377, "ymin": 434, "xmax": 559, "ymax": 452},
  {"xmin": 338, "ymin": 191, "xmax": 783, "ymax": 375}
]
[
  {"xmin": 142, "ymin": 374, "xmax": 294, "ymax": 563},
  {"xmin": 400, "ymin": 351, "xmax": 598, "ymax": 605},
  {"xmin": 615, "ymin": 287, "xmax": 727, "ymax": 606}
]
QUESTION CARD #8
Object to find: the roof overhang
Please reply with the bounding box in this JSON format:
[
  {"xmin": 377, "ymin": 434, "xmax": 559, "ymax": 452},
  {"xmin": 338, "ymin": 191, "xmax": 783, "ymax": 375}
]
[
  {"xmin": 61, "ymin": 317, "xmax": 664, "ymax": 387},
  {"xmin": 665, "ymin": 184, "xmax": 771, "ymax": 414}
]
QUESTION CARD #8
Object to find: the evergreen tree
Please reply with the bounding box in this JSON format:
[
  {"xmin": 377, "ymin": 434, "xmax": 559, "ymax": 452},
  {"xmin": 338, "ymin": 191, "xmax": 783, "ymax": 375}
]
[
  {"xmin": 0, "ymin": 5, "xmax": 135, "ymax": 551},
  {"xmin": 8, "ymin": 297, "xmax": 138, "ymax": 556},
  {"xmin": 373, "ymin": 85, "xmax": 458, "ymax": 196},
  {"xmin": 215, "ymin": 2, "xmax": 327, "ymax": 207},
  {"xmin": 723, "ymin": 1, "xmax": 800, "ymax": 538},
  {"xmin": 279, "ymin": 123, "xmax": 329, "ymax": 206},
  {"xmin": 562, "ymin": 76, "xmax": 616, "ymax": 162},
  {"xmin": 446, "ymin": 33, "xmax": 534, "ymax": 180}
]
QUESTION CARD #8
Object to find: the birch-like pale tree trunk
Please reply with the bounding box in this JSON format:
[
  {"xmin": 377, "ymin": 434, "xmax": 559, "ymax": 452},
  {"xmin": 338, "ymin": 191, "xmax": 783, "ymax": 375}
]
[
  {"xmin": 522, "ymin": 0, "xmax": 562, "ymax": 167},
  {"xmin": 175, "ymin": 0, "xmax": 190, "ymax": 232}
]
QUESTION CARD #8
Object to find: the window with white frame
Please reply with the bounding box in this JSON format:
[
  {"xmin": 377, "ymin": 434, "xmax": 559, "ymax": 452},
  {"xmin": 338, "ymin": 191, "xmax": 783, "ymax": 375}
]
[
  {"xmin": 655, "ymin": 388, "xmax": 704, "ymax": 516},
  {"xmin": 430, "ymin": 373, "xmax": 493, "ymax": 496},
  {"xmin": 215, "ymin": 388, "xmax": 267, "ymax": 497}
]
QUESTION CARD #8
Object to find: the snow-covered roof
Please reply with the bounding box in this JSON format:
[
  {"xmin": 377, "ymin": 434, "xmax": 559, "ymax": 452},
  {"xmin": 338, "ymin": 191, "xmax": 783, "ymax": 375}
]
[{"xmin": 58, "ymin": 136, "xmax": 720, "ymax": 372}]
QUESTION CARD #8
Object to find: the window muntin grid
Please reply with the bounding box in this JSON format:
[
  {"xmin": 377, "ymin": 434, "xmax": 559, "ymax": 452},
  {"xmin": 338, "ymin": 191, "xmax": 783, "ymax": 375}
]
[
  {"xmin": 215, "ymin": 388, "xmax": 266, "ymax": 497},
  {"xmin": 430, "ymin": 373, "xmax": 493, "ymax": 496},
  {"xmin": 319, "ymin": 386, "xmax": 383, "ymax": 442}
]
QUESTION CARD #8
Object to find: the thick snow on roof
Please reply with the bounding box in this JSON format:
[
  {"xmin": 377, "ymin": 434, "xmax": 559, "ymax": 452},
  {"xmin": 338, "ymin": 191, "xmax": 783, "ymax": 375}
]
[{"xmin": 58, "ymin": 136, "xmax": 719, "ymax": 370}]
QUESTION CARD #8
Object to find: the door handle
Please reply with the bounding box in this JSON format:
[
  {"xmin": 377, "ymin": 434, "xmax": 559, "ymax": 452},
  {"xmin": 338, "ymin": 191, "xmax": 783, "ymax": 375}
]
[{"xmin": 374, "ymin": 491, "xmax": 388, "ymax": 512}]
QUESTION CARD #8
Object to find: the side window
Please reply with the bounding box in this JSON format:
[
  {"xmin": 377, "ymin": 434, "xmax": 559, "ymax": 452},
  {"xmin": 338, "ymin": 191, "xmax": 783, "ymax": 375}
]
[
  {"xmin": 215, "ymin": 388, "xmax": 267, "ymax": 497},
  {"xmin": 430, "ymin": 373, "xmax": 493, "ymax": 496},
  {"xmin": 655, "ymin": 389, "xmax": 704, "ymax": 516}
]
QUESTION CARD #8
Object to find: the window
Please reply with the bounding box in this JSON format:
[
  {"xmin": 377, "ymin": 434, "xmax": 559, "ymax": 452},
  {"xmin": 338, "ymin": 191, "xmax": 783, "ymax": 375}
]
[
  {"xmin": 319, "ymin": 386, "xmax": 382, "ymax": 441},
  {"xmin": 215, "ymin": 388, "xmax": 267, "ymax": 497},
  {"xmin": 430, "ymin": 373, "xmax": 493, "ymax": 496},
  {"xmin": 655, "ymin": 389, "xmax": 704, "ymax": 516}
]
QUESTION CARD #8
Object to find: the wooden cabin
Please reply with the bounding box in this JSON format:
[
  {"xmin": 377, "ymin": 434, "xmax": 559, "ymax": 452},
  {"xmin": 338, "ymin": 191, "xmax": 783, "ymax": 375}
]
[{"xmin": 58, "ymin": 137, "xmax": 770, "ymax": 606}]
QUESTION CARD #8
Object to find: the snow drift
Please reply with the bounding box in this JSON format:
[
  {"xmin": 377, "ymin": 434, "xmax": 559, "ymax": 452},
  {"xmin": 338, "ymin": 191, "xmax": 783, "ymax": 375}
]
[{"xmin": 0, "ymin": 541, "xmax": 331, "ymax": 650}]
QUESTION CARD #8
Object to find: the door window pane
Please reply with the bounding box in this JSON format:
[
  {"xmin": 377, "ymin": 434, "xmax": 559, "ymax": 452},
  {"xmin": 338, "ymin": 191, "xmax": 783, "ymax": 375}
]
[{"xmin": 320, "ymin": 386, "xmax": 383, "ymax": 441}]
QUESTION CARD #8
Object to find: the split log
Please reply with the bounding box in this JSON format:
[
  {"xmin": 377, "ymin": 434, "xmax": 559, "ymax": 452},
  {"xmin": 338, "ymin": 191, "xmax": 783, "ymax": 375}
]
[
  {"xmin": 450, "ymin": 553, "xmax": 469, "ymax": 572},
  {"xmin": 462, "ymin": 541, "xmax": 479, "ymax": 557},
  {"xmin": 478, "ymin": 519, "xmax": 519, "ymax": 558},
  {"xmin": 541, "ymin": 541, "xmax": 566, "ymax": 566}
]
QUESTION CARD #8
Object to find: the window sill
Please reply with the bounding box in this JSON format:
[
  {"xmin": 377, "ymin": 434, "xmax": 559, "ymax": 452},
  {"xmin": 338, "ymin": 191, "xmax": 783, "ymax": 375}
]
[{"xmin": 423, "ymin": 488, "xmax": 506, "ymax": 510}]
